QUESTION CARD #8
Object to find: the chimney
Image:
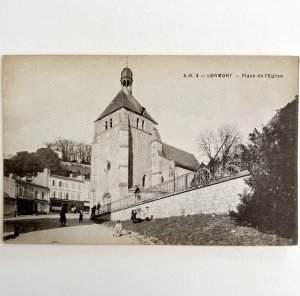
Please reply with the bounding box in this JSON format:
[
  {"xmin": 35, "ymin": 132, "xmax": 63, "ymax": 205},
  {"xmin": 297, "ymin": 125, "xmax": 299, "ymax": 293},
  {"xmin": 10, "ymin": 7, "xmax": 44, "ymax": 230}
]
[{"xmin": 70, "ymin": 174, "xmax": 74, "ymax": 178}]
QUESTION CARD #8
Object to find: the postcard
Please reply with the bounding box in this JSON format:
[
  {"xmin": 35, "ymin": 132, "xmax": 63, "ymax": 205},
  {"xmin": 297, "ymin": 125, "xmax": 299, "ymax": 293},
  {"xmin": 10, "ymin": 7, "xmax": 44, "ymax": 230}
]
[{"xmin": 2, "ymin": 55, "xmax": 298, "ymax": 245}]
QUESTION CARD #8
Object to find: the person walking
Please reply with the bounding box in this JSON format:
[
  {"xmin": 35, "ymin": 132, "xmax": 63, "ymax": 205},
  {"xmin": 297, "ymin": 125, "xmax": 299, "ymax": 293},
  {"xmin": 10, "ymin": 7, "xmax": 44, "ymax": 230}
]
[
  {"xmin": 91, "ymin": 205, "xmax": 96, "ymax": 219},
  {"xmin": 79, "ymin": 210, "xmax": 84, "ymax": 223},
  {"xmin": 134, "ymin": 185, "xmax": 141, "ymax": 201},
  {"xmin": 60, "ymin": 209, "xmax": 67, "ymax": 227},
  {"xmin": 96, "ymin": 202, "xmax": 101, "ymax": 215}
]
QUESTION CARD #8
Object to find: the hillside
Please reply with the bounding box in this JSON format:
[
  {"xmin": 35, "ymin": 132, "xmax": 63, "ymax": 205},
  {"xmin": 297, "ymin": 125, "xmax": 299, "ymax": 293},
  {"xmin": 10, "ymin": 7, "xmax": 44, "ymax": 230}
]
[{"xmin": 105, "ymin": 214, "xmax": 294, "ymax": 245}]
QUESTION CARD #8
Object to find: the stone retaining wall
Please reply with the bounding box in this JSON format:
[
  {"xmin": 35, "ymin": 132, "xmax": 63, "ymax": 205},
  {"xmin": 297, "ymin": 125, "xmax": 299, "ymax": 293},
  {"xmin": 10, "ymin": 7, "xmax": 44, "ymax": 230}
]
[{"xmin": 111, "ymin": 175, "xmax": 249, "ymax": 221}]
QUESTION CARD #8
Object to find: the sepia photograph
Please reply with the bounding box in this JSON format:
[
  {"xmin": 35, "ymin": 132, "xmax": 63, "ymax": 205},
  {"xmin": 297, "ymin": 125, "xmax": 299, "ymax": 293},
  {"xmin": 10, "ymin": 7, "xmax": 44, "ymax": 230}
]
[{"xmin": 2, "ymin": 55, "xmax": 298, "ymax": 245}]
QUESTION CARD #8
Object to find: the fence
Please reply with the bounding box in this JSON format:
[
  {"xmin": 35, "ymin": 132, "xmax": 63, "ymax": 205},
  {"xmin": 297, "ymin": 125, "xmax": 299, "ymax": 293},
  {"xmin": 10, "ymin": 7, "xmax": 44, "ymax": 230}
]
[{"xmin": 97, "ymin": 170, "xmax": 249, "ymax": 215}]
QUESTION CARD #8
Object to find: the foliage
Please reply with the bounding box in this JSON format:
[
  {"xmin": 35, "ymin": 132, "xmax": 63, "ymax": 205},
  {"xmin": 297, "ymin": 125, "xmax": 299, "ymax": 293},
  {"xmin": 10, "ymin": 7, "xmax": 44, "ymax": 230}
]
[
  {"xmin": 36, "ymin": 148, "xmax": 63, "ymax": 174},
  {"xmin": 5, "ymin": 151, "xmax": 40, "ymax": 177},
  {"xmin": 4, "ymin": 148, "xmax": 72, "ymax": 177},
  {"xmin": 230, "ymin": 98, "xmax": 298, "ymax": 240},
  {"xmin": 46, "ymin": 138, "xmax": 91, "ymax": 164}
]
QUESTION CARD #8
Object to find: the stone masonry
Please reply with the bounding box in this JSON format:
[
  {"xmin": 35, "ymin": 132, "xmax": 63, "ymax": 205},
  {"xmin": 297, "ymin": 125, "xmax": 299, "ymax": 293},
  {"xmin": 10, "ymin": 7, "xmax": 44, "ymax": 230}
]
[{"xmin": 111, "ymin": 175, "xmax": 249, "ymax": 221}]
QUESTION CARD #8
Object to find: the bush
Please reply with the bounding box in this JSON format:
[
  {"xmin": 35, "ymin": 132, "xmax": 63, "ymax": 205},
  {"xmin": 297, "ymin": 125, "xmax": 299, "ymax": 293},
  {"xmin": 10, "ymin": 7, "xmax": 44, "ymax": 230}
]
[{"xmin": 230, "ymin": 97, "xmax": 298, "ymax": 240}]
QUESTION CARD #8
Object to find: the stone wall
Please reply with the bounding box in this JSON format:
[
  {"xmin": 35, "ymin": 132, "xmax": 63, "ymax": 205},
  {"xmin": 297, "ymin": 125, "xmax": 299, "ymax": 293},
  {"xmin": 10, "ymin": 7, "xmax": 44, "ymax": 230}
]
[
  {"xmin": 92, "ymin": 110, "xmax": 122, "ymax": 203},
  {"xmin": 4, "ymin": 198, "xmax": 17, "ymax": 217},
  {"xmin": 128, "ymin": 112, "xmax": 154, "ymax": 188},
  {"xmin": 111, "ymin": 175, "xmax": 248, "ymax": 221},
  {"xmin": 3, "ymin": 177, "xmax": 16, "ymax": 198}
]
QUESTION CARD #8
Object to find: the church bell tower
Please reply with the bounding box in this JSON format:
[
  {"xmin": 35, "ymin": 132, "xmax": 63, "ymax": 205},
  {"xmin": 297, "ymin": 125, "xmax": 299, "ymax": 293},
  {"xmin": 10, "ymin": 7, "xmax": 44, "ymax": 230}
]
[{"xmin": 120, "ymin": 67, "xmax": 133, "ymax": 95}]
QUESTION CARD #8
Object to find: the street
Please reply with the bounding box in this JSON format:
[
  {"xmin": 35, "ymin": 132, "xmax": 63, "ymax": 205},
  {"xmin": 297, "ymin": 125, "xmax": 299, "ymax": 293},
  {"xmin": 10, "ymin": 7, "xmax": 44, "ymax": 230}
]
[{"xmin": 4, "ymin": 216, "xmax": 152, "ymax": 245}]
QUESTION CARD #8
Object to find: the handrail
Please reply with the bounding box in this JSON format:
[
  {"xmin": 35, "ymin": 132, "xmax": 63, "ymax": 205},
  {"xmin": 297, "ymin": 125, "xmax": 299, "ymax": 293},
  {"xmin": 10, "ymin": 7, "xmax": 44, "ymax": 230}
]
[
  {"xmin": 98, "ymin": 171, "xmax": 195, "ymax": 214},
  {"xmin": 97, "ymin": 170, "xmax": 249, "ymax": 215}
]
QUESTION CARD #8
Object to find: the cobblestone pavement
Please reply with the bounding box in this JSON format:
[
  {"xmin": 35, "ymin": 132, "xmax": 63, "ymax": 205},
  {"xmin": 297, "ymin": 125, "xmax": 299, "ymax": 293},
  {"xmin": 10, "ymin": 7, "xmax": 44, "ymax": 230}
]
[{"xmin": 5, "ymin": 223, "xmax": 152, "ymax": 245}]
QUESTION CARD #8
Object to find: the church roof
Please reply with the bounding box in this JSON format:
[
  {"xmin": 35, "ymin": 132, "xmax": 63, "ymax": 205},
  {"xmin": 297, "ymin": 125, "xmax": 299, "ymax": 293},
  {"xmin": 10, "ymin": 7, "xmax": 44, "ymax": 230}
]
[
  {"xmin": 160, "ymin": 143, "xmax": 200, "ymax": 171},
  {"xmin": 95, "ymin": 90, "xmax": 157, "ymax": 124}
]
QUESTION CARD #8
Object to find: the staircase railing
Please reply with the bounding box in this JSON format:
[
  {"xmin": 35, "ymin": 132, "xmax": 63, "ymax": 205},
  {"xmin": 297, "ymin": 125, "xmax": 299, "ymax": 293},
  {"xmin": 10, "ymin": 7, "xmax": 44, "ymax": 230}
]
[
  {"xmin": 97, "ymin": 169, "xmax": 249, "ymax": 215},
  {"xmin": 98, "ymin": 171, "xmax": 198, "ymax": 214}
]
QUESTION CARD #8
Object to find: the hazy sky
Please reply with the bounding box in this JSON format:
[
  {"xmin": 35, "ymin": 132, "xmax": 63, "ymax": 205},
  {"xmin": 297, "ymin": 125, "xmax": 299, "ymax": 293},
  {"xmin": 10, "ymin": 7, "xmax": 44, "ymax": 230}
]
[{"xmin": 3, "ymin": 56, "xmax": 299, "ymax": 162}]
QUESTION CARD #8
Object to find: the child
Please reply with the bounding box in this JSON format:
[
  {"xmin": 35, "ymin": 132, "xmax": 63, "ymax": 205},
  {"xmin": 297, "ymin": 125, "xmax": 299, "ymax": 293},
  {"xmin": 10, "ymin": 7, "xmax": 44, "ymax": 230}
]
[{"xmin": 113, "ymin": 220, "xmax": 123, "ymax": 237}]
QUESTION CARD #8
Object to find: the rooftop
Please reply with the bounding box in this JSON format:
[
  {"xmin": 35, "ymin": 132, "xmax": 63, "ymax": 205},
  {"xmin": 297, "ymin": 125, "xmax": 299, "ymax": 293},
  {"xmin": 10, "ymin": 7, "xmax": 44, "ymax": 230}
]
[
  {"xmin": 95, "ymin": 90, "xmax": 157, "ymax": 124},
  {"xmin": 160, "ymin": 143, "xmax": 200, "ymax": 171}
]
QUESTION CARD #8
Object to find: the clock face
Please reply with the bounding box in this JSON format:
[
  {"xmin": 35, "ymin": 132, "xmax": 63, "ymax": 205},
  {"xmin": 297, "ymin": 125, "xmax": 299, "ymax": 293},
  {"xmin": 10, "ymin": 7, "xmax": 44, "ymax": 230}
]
[{"xmin": 106, "ymin": 132, "xmax": 110, "ymax": 139}]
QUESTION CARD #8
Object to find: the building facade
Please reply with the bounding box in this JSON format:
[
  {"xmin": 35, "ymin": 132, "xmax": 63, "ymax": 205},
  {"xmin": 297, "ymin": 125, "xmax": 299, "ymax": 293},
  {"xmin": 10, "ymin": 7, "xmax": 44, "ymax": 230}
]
[
  {"xmin": 3, "ymin": 175, "xmax": 50, "ymax": 216},
  {"xmin": 33, "ymin": 168, "xmax": 91, "ymax": 213},
  {"xmin": 91, "ymin": 68, "xmax": 199, "ymax": 208}
]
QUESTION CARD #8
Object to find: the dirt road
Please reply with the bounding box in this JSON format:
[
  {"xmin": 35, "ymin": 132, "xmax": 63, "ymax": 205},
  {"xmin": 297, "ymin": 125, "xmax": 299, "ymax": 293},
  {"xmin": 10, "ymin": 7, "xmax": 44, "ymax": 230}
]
[{"xmin": 5, "ymin": 223, "xmax": 152, "ymax": 245}]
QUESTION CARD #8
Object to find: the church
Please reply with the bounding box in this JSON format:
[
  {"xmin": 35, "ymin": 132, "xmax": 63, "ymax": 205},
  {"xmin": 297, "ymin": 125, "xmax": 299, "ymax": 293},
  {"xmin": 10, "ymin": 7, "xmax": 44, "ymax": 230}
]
[{"xmin": 91, "ymin": 67, "xmax": 199, "ymax": 207}]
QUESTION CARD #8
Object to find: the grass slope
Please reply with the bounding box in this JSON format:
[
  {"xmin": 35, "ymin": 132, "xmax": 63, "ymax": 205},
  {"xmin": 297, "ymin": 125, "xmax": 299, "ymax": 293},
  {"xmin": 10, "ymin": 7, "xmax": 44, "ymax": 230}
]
[{"xmin": 105, "ymin": 214, "xmax": 294, "ymax": 246}]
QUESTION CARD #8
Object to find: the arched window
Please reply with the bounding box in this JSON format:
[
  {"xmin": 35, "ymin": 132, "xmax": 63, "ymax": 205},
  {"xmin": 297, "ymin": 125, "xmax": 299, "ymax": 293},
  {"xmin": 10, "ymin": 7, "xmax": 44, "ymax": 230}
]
[
  {"xmin": 137, "ymin": 118, "xmax": 139, "ymax": 129},
  {"xmin": 142, "ymin": 120, "xmax": 144, "ymax": 131},
  {"xmin": 161, "ymin": 176, "xmax": 164, "ymax": 183},
  {"xmin": 142, "ymin": 175, "xmax": 146, "ymax": 187},
  {"xmin": 105, "ymin": 121, "xmax": 108, "ymax": 130},
  {"xmin": 110, "ymin": 118, "xmax": 112, "ymax": 128}
]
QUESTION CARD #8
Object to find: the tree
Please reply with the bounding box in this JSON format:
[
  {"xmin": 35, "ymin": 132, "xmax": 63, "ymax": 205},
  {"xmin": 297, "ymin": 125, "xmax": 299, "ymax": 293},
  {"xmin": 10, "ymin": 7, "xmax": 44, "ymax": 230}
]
[
  {"xmin": 7, "ymin": 151, "xmax": 41, "ymax": 177},
  {"xmin": 230, "ymin": 98, "xmax": 298, "ymax": 240},
  {"xmin": 36, "ymin": 148, "xmax": 62, "ymax": 174},
  {"xmin": 46, "ymin": 138, "xmax": 92, "ymax": 164},
  {"xmin": 5, "ymin": 148, "xmax": 73, "ymax": 178},
  {"xmin": 196, "ymin": 123, "xmax": 242, "ymax": 167}
]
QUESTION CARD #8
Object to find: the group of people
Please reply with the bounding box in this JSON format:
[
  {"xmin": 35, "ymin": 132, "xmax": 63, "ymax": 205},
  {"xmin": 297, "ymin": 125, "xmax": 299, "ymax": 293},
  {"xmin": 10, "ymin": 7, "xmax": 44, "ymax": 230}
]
[
  {"xmin": 112, "ymin": 206, "xmax": 153, "ymax": 238},
  {"xmin": 91, "ymin": 202, "xmax": 101, "ymax": 217},
  {"xmin": 130, "ymin": 206, "xmax": 153, "ymax": 223},
  {"xmin": 59, "ymin": 209, "xmax": 84, "ymax": 227}
]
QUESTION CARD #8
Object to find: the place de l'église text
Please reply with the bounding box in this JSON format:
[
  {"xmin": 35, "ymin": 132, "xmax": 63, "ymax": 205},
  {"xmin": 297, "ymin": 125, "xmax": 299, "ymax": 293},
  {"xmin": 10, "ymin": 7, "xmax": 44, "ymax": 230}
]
[{"xmin": 183, "ymin": 73, "xmax": 284, "ymax": 79}]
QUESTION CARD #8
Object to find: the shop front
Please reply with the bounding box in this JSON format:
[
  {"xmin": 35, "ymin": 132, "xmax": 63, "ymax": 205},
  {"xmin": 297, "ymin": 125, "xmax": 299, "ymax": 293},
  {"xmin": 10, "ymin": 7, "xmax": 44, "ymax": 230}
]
[
  {"xmin": 17, "ymin": 197, "xmax": 50, "ymax": 215},
  {"xmin": 50, "ymin": 198, "xmax": 85, "ymax": 213}
]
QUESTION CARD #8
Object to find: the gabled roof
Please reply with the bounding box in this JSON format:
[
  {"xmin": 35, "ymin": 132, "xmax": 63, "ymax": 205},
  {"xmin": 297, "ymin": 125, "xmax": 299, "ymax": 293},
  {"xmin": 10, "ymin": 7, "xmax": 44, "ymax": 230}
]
[
  {"xmin": 95, "ymin": 90, "xmax": 157, "ymax": 124},
  {"xmin": 160, "ymin": 143, "xmax": 200, "ymax": 171}
]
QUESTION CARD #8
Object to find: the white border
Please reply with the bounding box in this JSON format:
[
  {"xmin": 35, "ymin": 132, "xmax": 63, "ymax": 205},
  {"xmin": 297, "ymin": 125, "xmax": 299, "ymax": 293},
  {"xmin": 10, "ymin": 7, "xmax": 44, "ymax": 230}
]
[{"xmin": 0, "ymin": 1, "xmax": 299, "ymax": 295}]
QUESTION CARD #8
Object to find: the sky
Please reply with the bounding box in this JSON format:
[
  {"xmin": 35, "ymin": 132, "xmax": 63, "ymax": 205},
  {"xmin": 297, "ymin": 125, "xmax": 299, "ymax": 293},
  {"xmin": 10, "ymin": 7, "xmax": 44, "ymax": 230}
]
[{"xmin": 3, "ymin": 55, "xmax": 299, "ymax": 162}]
